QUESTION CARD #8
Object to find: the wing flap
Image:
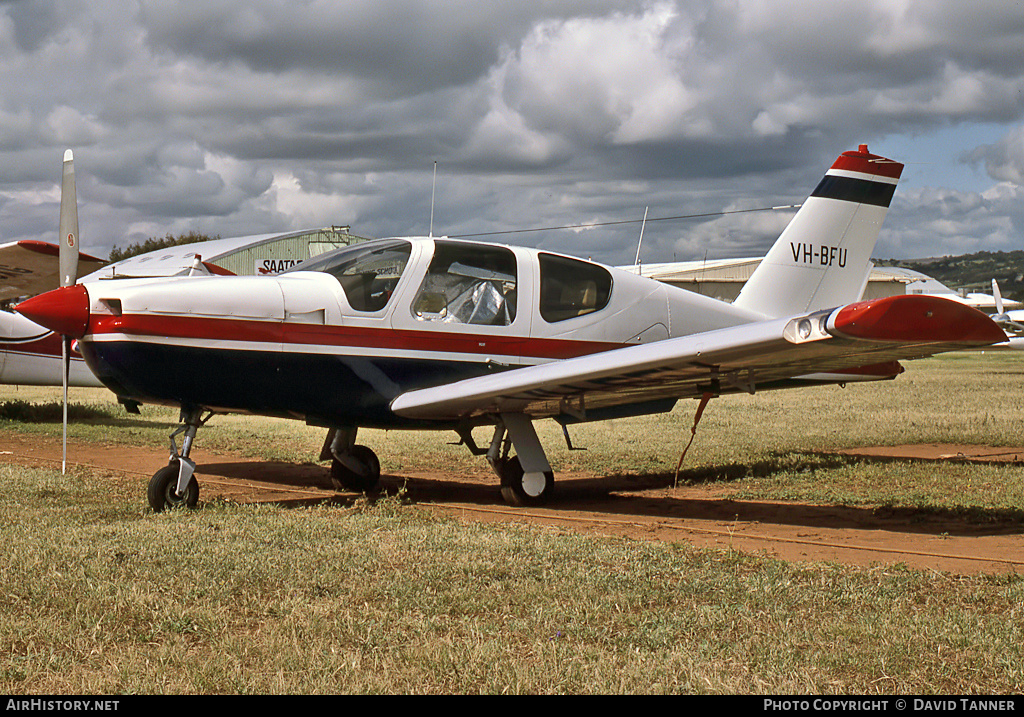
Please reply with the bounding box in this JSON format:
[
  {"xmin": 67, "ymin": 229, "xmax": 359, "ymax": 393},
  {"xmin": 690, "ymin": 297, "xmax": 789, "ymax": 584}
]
[{"xmin": 390, "ymin": 295, "xmax": 1004, "ymax": 422}]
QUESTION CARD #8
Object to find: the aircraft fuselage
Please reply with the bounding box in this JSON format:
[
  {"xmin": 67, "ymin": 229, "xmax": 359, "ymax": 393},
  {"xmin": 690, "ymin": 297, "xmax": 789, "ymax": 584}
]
[{"xmin": 74, "ymin": 237, "xmax": 761, "ymax": 428}]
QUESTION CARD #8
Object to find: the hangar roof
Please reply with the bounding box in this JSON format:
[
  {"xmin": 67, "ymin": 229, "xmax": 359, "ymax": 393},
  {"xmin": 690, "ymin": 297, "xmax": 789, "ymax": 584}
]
[{"xmin": 82, "ymin": 227, "xmax": 370, "ymax": 281}]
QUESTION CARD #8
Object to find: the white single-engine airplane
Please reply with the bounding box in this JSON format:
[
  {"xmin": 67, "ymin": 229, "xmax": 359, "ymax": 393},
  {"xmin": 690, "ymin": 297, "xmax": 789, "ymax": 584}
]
[{"xmin": 16, "ymin": 146, "xmax": 1006, "ymax": 511}]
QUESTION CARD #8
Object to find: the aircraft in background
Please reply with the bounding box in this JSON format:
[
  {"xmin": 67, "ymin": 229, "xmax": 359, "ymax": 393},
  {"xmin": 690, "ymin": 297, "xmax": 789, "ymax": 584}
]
[
  {"xmin": 16, "ymin": 146, "xmax": 1006, "ymax": 511},
  {"xmin": 0, "ymin": 239, "xmax": 106, "ymax": 386},
  {"xmin": 0, "ymin": 239, "xmax": 107, "ymax": 301},
  {"xmin": 0, "ymin": 310, "xmax": 104, "ymax": 387},
  {"xmin": 988, "ymin": 279, "xmax": 1024, "ymax": 349},
  {"xmin": 0, "ymin": 244, "xmax": 246, "ymax": 387},
  {"xmin": 0, "ymin": 223, "xmax": 320, "ymax": 386}
]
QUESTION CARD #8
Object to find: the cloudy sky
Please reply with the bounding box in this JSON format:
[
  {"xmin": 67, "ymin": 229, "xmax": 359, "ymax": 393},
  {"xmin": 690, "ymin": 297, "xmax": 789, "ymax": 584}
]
[{"xmin": 0, "ymin": 0, "xmax": 1022, "ymax": 267}]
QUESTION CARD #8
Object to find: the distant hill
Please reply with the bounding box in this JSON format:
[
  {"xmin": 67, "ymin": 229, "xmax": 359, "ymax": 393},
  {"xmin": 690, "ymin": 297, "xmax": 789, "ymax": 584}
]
[{"xmin": 875, "ymin": 250, "xmax": 1024, "ymax": 302}]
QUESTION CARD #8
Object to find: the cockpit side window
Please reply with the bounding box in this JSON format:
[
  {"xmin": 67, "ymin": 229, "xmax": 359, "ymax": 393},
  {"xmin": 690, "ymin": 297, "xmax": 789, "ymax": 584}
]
[
  {"xmin": 412, "ymin": 241, "xmax": 518, "ymax": 326},
  {"xmin": 295, "ymin": 240, "xmax": 412, "ymax": 312},
  {"xmin": 539, "ymin": 253, "xmax": 612, "ymax": 323}
]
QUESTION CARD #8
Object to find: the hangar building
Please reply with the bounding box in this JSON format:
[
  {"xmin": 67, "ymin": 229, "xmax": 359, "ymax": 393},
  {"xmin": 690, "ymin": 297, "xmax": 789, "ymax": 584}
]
[
  {"xmin": 83, "ymin": 226, "xmax": 372, "ymax": 281},
  {"xmin": 622, "ymin": 259, "xmax": 1017, "ymax": 311}
]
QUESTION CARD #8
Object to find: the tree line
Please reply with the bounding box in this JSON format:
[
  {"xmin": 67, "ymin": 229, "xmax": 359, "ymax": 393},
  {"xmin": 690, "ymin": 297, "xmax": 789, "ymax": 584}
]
[{"xmin": 108, "ymin": 231, "xmax": 219, "ymax": 263}]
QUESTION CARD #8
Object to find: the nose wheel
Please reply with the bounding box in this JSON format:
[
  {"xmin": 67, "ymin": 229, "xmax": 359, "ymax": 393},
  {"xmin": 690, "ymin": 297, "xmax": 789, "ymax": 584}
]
[
  {"xmin": 148, "ymin": 407, "xmax": 210, "ymax": 512},
  {"xmin": 147, "ymin": 460, "xmax": 199, "ymax": 511}
]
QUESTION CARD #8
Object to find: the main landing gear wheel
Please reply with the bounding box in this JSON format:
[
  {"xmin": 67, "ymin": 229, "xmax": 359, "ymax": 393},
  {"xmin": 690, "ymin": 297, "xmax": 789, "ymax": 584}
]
[
  {"xmin": 330, "ymin": 444, "xmax": 381, "ymax": 493},
  {"xmin": 147, "ymin": 461, "xmax": 199, "ymax": 512},
  {"xmin": 497, "ymin": 456, "xmax": 554, "ymax": 507}
]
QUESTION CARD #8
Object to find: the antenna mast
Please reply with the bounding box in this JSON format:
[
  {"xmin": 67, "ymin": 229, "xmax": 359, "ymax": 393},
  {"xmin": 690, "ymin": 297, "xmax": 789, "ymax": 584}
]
[
  {"xmin": 429, "ymin": 161, "xmax": 437, "ymax": 238},
  {"xmin": 634, "ymin": 206, "xmax": 649, "ymax": 268}
]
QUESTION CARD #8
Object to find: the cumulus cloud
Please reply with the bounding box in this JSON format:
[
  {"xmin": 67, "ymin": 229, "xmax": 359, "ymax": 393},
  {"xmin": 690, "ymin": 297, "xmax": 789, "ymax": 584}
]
[
  {"xmin": 0, "ymin": 0, "xmax": 1021, "ymax": 264},
  {"xmin": 878, "ymin": 181, "xmax": 1024, "ymax": 259},
  {"xmin": 966, "ymin": 126, "xmax": 1024, "ymax": 185},
  {"xmin": 490, "ymin": 4, "xmax": 697, "ymax": 145}
]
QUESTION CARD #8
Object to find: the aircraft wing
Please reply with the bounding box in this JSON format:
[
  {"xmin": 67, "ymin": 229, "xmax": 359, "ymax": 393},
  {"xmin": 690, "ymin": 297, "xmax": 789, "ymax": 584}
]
[
  {"xmin": 390, "ymin": 295, "xmax": 1005, "ymax": 422},
  {"xmin": 0, "ymin": 240, "xmax": 106, "ymax": 301}
]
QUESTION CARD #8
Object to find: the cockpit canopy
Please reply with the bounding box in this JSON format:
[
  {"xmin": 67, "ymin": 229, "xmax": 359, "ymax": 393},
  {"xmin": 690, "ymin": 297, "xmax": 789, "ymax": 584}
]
[
  {"xmin": 292, "ymin": 239, "xmax": 411, "ymax": 312},
  {"xmin": 292, "ymin": 238, "xmax": 612, "ymax": 325}
]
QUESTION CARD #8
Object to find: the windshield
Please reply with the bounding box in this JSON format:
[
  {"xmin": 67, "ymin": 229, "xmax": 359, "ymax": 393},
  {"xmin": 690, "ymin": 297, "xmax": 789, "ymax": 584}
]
[{"xmin": 290, "ymin": 239, "xmax": 412, "ymax": 312}]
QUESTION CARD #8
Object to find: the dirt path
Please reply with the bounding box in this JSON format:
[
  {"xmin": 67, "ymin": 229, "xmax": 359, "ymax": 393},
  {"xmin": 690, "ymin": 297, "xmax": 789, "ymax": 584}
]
[{"xmin": 4, "ymin": 431, "xmax": 1024, "ymax": 575}]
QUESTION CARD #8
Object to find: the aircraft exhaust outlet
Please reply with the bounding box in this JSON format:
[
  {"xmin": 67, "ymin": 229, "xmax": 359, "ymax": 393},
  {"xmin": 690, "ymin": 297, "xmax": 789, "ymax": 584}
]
[{"xmin": 15, "ymin": 284, "xmax": 91, "ymax": 339}]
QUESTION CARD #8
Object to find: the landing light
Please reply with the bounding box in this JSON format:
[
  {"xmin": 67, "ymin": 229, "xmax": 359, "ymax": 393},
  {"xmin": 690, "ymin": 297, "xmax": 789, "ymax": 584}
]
[{"xmin": 784, "ymin": 310, "xmax": 833, "ymax": 344}]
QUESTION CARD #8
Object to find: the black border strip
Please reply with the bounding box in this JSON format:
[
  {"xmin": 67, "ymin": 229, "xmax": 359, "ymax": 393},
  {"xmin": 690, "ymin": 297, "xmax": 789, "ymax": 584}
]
[{"xmin": 811, "ymin": 175, "xmax": 897, "ymax": 207}]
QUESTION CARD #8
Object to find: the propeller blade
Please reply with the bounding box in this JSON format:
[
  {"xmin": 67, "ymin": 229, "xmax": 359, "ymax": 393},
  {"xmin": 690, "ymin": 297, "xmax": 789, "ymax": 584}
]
[
  {"xmin": 992, "ymin": 278, "xmax": 1004, "ymax": 316},
  {"xmin": 58, "ymin": 149, "xmax": 80, "ymax": 288}
]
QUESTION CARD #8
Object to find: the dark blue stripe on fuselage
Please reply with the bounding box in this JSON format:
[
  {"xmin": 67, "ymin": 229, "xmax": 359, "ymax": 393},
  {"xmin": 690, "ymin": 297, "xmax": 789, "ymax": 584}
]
[
  {"xmin": 82, "ymin": 341, "xmax": 497, "ymax": 430},
  {"xmin": 811, "ymin": 175, "xmax": 896, "ymax": 207},
  {"xmin": 83, "ymin": 341, "xmax": 691, "ymax": 430}
]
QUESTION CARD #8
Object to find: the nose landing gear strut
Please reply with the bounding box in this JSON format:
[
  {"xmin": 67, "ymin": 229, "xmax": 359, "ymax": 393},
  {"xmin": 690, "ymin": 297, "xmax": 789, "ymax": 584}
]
[{"xmin": 147, "ymin": 407, "xmax": 211, "ymax": 512}]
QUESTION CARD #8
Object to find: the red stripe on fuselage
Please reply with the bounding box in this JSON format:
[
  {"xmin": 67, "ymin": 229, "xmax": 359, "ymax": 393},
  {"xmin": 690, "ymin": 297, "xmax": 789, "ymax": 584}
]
[{"xmin": 86, "ymin": 313, "xmax": 624, "ymax": 361}]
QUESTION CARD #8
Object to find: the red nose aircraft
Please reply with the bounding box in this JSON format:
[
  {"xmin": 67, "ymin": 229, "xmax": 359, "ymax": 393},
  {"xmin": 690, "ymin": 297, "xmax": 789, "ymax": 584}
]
[{"xmin": 16, "ymin": 146, "xmax": 1006, "ymax": 511}]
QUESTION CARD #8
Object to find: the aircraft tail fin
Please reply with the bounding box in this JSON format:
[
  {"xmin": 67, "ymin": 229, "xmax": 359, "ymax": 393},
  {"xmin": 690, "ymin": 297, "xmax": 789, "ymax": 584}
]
[{"xmin": 733, "ymin": 145, "xmax": 903, "ymax": 318}]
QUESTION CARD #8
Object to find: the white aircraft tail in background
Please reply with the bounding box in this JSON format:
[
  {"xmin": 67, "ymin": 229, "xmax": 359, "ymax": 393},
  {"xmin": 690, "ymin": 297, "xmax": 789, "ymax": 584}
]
[
  {"xmin": 734, "ymin": 144, "xmax": 902, "ymax": 318},
  {"xmin": 991, "ymin": 278, "xmax": 1024, "ymax": 331}
]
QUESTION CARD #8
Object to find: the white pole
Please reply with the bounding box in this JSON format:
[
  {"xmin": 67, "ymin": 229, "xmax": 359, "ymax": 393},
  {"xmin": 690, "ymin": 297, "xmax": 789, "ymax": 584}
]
[
  {"xmin": 634, "ymin": 206, "xmax": 649, "ymax": 266},
  {"xmin": 429, "ymin": 161, "xmax": 437, "ymax": 238}
]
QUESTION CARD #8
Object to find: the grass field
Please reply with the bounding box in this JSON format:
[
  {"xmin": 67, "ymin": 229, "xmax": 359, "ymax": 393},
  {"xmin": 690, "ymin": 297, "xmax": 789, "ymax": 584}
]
[{"xmin": 2, "ymin": 352, "xmax": 1024, "ymax": 693}]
